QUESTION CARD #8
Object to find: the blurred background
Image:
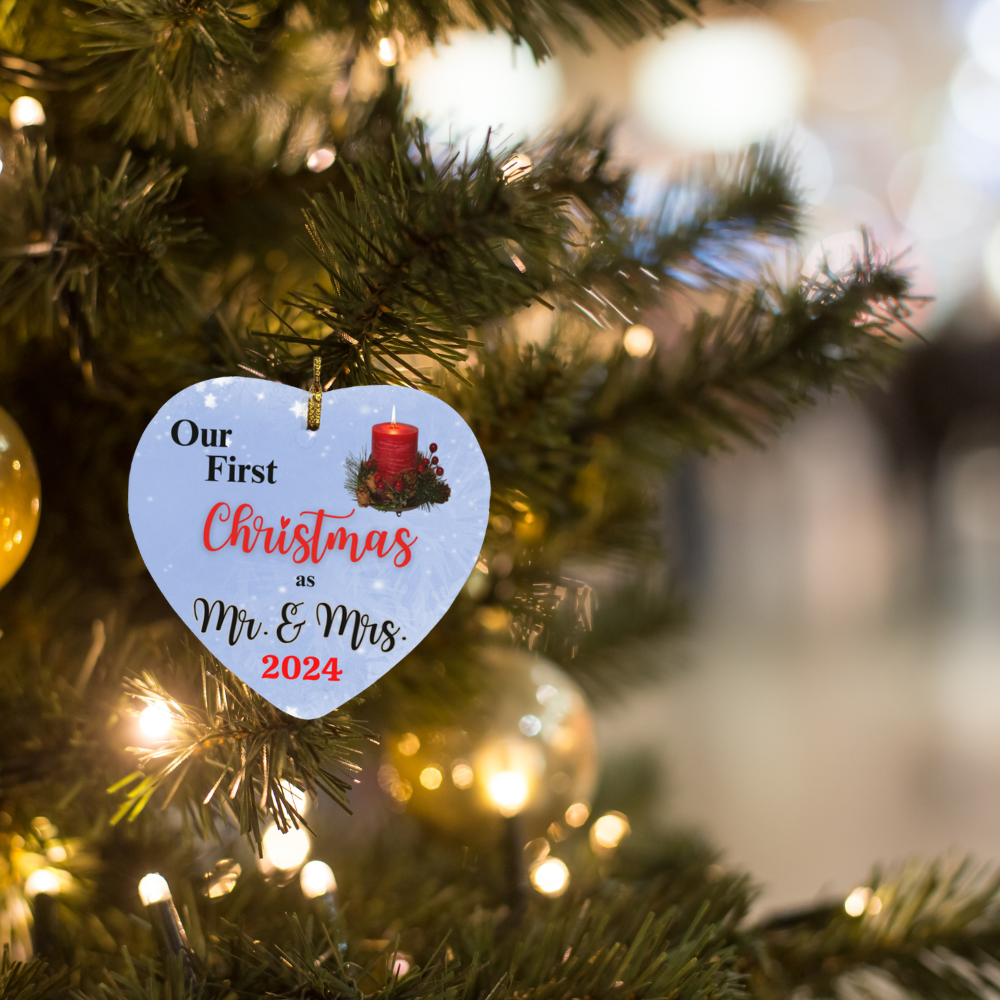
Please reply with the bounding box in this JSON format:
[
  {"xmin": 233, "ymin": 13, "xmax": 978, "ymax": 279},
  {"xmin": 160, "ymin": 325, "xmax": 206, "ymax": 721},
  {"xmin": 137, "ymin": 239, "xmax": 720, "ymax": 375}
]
[{"xmin": 393, "ymin": 0, "xmax": 1000, "ymax": 913}]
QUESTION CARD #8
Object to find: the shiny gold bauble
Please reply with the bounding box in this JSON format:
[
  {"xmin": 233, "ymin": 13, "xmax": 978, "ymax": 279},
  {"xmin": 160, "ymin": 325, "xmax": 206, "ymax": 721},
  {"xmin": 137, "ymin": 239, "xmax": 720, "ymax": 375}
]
[
  {"xmin": 382, "ymin": 649, "xmax": 597, "ymax": 837},
  {"xmin": 0, "ymin": 405, "xmax": 40, "ymax": 589}
]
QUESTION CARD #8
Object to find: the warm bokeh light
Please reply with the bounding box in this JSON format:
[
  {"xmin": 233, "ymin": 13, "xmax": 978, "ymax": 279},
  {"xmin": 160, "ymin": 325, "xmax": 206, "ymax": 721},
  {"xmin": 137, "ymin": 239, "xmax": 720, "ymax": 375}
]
[
  {"xmin": 487, "ymin": 770, "xmax": 530, "ymax": 816},
  {"xmin": 300, "ymin": 859, "xmax": 336, "ymax": 898},
  {"xmin": 391, "ymin": 954, "xmax": 412, "ymax": 976},
  {"xmin": 139, "ymin": 701, "xmax": 173, "ymax": 739},
  {"xmin": 502, "ymin": 153, "xmax": 533, "ymax": 182},
  {"xmin": 419, "ymin": 766, "xmax": 443, "ymax": 789},
  {"xmin": 633, "ymin": 20, "xmax": 805, "ymax": 151},
  {"xmin": 10, "ymin": 96, "xmax": 45, "ymax": 129},
  {"xmin": 306, "ymin": 147, "xmax": 336, "ymax": 172},
  {"xmin": 623, "ymin": 325, "xmax": 654, "ymax": 358},
  {"xmin": 279, "ymin": 780, "xmax": 310, "ymax": 816},
  {"xmin": 451, "ymin": 761, "xmax": 474, "ymax": 789},
  {"xmin": 24, "ymin": 869, "xmax": 60, "ymax": 897},
  {"xmin": 138, "ymin": 873, "xmax": 171, "ymax": 905},
  {"xmin": 591, "ymin": 811, "xmax": 630, "ymax": 851},
  {"xmin": 949, "ymin": 58, "xmax": 1000, "ymax": 144},
  {"xmin": 844, "ymin": 886, "xmax": 871, "ymax": 917},
  {"xmin": 261, "ymin": 823, "xmax": 310, "ymax": 871},
  {"xmin": 404, "ymin": 31, "xmax": 563, "ymax": 146},
  {"xmin": 377, "ymin": 36, "xmax": 398, "ymax": 67},
  {"xmin": 206, "ymin": 860, "xmax": 241, "ymax": 898},
  {"xmin": 530, "ymin": 857, "xmax": 570, "ymax": 897},
  {"xmin": 564, "ymin": 802, "xmax": 590, "ymax": 827},
  {"xmin": 397, "ymin": 733, "xmax": 420, "ymax": 756}
]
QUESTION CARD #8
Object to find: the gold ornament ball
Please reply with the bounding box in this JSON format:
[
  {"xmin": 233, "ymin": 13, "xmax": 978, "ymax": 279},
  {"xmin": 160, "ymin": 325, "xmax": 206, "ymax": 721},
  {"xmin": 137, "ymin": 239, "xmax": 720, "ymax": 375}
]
[
  {"xmin": 0, "ymin": 405, "xmax": 40, "ymax": 589},
  {"xmin": 383, "ymin": 649, "xmax": 597, "ymax": 837}
]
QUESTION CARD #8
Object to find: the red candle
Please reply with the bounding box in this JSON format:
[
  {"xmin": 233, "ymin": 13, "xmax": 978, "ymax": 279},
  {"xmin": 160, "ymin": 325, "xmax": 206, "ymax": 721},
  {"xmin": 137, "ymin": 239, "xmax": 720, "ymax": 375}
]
[{"xmin": 371, "ymin": 415, "xmax": 418, "ymax": 480}]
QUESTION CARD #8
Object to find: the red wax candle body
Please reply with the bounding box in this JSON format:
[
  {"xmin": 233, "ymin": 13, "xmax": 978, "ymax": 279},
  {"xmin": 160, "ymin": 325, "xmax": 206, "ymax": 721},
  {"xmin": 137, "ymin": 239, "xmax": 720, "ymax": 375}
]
[{"xmin": 371, "ymin": 422, "xmax": 419, "ymax": 479}]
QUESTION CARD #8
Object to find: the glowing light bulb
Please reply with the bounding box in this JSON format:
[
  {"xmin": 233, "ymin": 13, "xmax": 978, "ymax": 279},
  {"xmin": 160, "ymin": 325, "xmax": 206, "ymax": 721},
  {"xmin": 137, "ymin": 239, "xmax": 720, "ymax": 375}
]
[
  {"xmin": 377, "ymin": 36, "xmax": 398, "ymax": 66},
  {"xmin": 564, "ymin": 802, "xmax": 590, "ymax": 827},
  {"xmin": 844, "ymin": 886, "xmax": 871, "ymax": 917},
  {"xmin": 487, "ymin": 770, "xmax": 529, "ymax": 817},
  {"xmin": 279, "ymin": 780, "xmax": 310, "ymax": 816},
  {"xmin": 590, "ymin": 811, "xmax": 630, "ymax": 851},
  {"xmin": 404, "ymin": 30, "xmax": 563, "ymax": 146},
  {"xmin": 530, "ymin": 857, "xmax": 570, "ymax": 897},
  {"xmin": 10, "ymin": 96, "xmax": 45, "ymax": 129},
  {"xmin": 138, "ymin": 872, "xmax": 171, "ymax": 905},
  {"xmin": 633, "ymin": 20, "xmax": 805, "ymax": 151},
  {"xmin": 262, "ymin": 824, "xmax": 310, "ymax": 871},
  {"xmin": 502, "ymin": 153, "xmax": 533, "ymax": 182},
  {"xmin": 25, "ymin": 869, "xmax": 59, "ymax": 897},
  {"xmin": 419, "ymin": 766, "xmax": 443, "ymax": 789},
  {"xmin": 451, "ymin": 761, "xmax": 474, "ymax": 789},
  {"xmin": 623, "ymin": 325, "xmax": 654, "ymax": 357},
  {"xmin": 300, "ymin": 859, "xmax": 337, "ymax": 898},
  {"xmin": 306, "ymin": 147, "xmax": 336, "ymax": 172},
  {"xmin": 139, "ymin": 701, "xmax": 173, "ymax": 739},
  {"xmin": 391, "ymin": 954, "xmax": 412, "ymax": 976}
]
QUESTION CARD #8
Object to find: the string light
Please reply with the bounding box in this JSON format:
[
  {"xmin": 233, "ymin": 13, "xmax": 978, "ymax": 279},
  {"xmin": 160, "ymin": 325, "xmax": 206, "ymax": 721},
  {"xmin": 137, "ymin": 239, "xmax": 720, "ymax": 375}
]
[
  {"xmin": 623, "ymin": 325, "xmax": 654, "ymax": 357},
  {"xmin": 10, "ymin": 96, "xmax": 45, "ymax": 129},
  {"xmin": 139, "ymin": 701, "xmax": 173, "ymax": 739},
  {"xmin": 300, "ymin": 860, "xmax": 337, "ymax": 898},
  {"xmin": 279, "ymin": 779, "xmax": 310, "ymax": 816},
  {"xmin": 487, "ymin": 770, "xmax": 530, "ymax": 817},
  {"xmin": 262, "ymin": 823, "xmax": 310, "ymax": 871},
  {"xmin": 138, "ymin": 872, "xmax": 171, "ymax": 905},
  {"xmin": 590, "ymin": 811, "xmax": 630, "ymax": 852},
  {"xmin": 529, "ymin": 857, "xmax": 570, "ymax": 897},
  {"xmin": 306, "ymin": 147, "xmax": 336, "ymax": 172},
  {"xmin": 564, "ymin": 802, "xmax": 590, "ymax": 827},
  {"xmin": 502, "ymin": 153, "xmax": 533, "ymax": 182},
  {"xmin": 844, "ymin": 886, "xmax": 871, "ymax": 917},
  {"xmin": 377, "ymin": 36, "xmax": 398, "ymax": 67},
  {"xmin": 24, "ymin": 868, "xmax": 60, "ymax": 897}
]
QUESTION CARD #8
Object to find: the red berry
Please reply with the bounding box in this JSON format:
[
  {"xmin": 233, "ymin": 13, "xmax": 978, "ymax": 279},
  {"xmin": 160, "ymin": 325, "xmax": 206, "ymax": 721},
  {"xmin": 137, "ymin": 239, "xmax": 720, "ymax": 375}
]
[
  {"xmin": 435, "ymin": 467, "xmax": 444, "ymax": 476},
  {"xmin": 429, "ymin": 443, "xmax": 438, "ymax": 453},
  {"xmin": 430, "ymin": 455, "xmax": 438, "ymax": 465}
]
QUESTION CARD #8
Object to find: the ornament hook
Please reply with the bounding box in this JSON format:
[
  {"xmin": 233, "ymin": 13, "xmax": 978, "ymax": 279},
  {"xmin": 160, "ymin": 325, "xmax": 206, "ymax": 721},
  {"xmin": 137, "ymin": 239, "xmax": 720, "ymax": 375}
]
[{"xmin": 307, "ymin": 357, "xmax": 322, "ymax": 431}]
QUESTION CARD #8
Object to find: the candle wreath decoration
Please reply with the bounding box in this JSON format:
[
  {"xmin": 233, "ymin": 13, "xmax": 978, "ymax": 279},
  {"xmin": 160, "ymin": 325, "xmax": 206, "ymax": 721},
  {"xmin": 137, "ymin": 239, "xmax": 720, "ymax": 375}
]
[{"xmin": 345, "ymin": 410, "xmax": 451, "ymax": 513}]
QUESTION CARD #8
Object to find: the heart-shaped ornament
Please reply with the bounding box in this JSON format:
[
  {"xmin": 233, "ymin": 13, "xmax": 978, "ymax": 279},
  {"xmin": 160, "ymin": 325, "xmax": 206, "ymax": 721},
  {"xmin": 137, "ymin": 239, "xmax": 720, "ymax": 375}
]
[{"xmin": 129, "ymin": 379, "xmax": 490, "ymax": 718}]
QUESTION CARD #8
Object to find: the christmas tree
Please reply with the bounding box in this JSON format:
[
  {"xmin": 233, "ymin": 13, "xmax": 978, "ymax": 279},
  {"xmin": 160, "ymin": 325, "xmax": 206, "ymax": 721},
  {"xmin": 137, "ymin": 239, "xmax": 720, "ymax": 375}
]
[{"xmin": 1, "ymin": 2, "xmax": 990, "ymax": 998}]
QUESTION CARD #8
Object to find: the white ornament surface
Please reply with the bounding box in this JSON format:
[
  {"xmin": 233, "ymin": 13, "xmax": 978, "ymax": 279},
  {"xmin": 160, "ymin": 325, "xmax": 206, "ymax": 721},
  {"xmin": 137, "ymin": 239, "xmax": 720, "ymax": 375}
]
[{"xmin": 129, "ymin": 379, "xmax": 490, "ymax": 718}]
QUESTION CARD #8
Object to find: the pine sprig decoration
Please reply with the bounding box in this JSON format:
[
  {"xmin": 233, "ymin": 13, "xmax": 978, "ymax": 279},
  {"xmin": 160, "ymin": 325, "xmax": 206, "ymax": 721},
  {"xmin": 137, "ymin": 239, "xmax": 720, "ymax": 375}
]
[
  {"xmin": 346, "ymin": 448, "xmax": 451, "ymax": 512},
  {"xmin": 0, "ymin": 949, "xmax": 67, "ymax": 1000},
  {"xmin": 0, "ymin": 143, "xmax": 198, "ymax": 358},
  {"xmin": 110, "ymin": 662, "xmax": 370, "ymax": 851},
  {"xmin": 76, "ymin": 0, "xmax": 257, "ymax": 147}
]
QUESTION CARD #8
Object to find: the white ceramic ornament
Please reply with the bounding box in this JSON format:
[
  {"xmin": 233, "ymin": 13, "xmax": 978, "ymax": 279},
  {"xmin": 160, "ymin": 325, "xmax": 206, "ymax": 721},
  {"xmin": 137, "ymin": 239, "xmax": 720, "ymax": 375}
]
[{"xmin": 128, "ymin": 379, "xmax": 490, "ymax": 718}]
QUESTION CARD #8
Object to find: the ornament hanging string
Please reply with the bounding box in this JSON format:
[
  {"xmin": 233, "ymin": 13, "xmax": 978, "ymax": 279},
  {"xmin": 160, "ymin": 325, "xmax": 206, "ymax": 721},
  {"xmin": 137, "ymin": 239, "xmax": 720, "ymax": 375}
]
[{"xmin": 307, "ymin": 357, "xmax": 323, "ymax": 431}]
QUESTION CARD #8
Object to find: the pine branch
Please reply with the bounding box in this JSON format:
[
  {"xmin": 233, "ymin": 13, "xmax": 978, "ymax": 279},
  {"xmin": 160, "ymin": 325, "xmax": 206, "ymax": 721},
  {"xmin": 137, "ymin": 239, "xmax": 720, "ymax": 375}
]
[
  {"xmin": 0, "ymin": 142, "xmax": 200, "ymax": 363},
  {"xmin": 750, "ymin": 859, "xmax": 1000, "ymax": 999},
  {"xmin": 0, "ymin": 949, "xmax": 68, "ymax": 1000},
  {"xmin": 110, "ymin": 661, "xmax": 370, "ymax": 852},
  {"xmin": 263, "ymin": 123, "xmax": 801, "ymax": 390}
]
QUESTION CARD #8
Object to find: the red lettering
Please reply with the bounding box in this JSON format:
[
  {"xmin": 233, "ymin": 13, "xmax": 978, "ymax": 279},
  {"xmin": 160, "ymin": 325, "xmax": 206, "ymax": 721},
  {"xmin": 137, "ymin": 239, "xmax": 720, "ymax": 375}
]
[
  {"xmin": 203, "ymin": 502, "xmax": 231, "ymax": 551},
  {"xmin": 365, "ymin": 530, "xmax": 388, "ymax": 557},
  {"xmin": 392, "ymin": 527, "xmax": 417, "ymax": 567},
  {"xmin": 326, "ymin": 527, "xmax": 362, "ymax": 562},
  {"xmin": 229, "ymin": 503, "xmax": 256, "ymax": 552},
  {"xmin": 253, "ymin": 515, "xmax": 274, "ymax": 552},
  {"xmin": 292, "ymin": 523, "xmax": 311, "ymax": 563}
]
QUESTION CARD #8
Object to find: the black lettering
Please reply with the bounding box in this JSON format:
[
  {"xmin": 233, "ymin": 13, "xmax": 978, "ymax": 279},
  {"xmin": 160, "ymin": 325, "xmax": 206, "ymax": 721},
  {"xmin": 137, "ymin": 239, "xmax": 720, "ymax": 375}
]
[
  {"xmin": 379, "ymin": 621, "xmax": 400, "ymax": 652},
  {"xmin": 277, "ymin": 602, "xmax": 306, "ymax": 643},
  {"xmin": 306, "ymin": 576, "xmax": 315, "ymax": 587},
  {"xmin": 266, "ymin": 460, "xmax": 278, "ymax": 484},
  {"xmin": 296, "ymin": 575, "xmax": 306, "ymax": 587},
  {"xmin": 227, "ymin": 457, "xmax": 236, "ymax": 482},
  {"xmin": 201, "ymin": 428, "xmax": 219, "ymax": 448},
  {"xmin": 207, "ymin": 455, "xmax": 226, "ymax": 481},
  {"xmin": 222, "ymin": 429, "xmax": 233, "ymax": 446},
  {"xmin": 238, "ymin": 463, "xmax": 251, "ymax": 483},
  {"xmin": 251, "ymin": 464, "xmax": 265, "ymax": 483},
  {"xmin": 172, "ymin": 419, "xmax": 198, "ymax": 446}
]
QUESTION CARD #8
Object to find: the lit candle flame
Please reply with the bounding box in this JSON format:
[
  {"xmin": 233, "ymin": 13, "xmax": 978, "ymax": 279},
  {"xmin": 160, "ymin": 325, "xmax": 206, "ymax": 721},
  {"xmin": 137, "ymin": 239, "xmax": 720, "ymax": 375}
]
[{"xmin": 391, "ymin": 405, "xmax": 396, "ymax": 426}]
